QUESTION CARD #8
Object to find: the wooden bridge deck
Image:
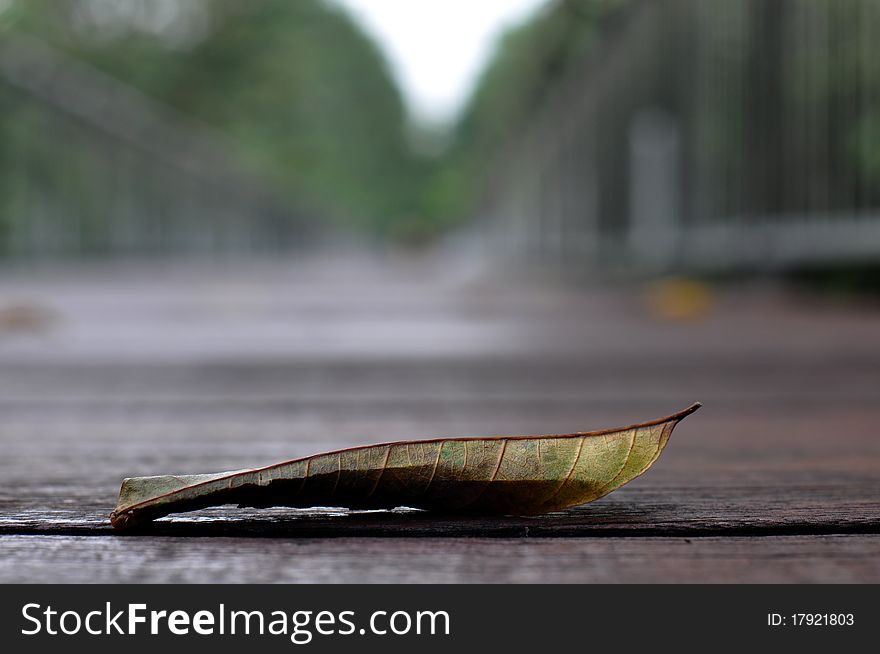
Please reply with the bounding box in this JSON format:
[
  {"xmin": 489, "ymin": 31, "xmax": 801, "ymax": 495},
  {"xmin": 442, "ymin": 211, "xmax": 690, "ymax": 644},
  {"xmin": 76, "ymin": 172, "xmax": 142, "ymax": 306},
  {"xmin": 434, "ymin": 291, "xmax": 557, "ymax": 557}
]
[{"xmin": 1, "ymin": 255, "xmax": 878, "ymax": 582}]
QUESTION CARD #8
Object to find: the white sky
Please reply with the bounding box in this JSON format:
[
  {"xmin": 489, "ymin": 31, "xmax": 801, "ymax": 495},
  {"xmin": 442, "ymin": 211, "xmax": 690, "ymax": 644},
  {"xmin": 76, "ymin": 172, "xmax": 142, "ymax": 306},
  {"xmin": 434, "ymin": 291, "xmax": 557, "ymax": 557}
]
[{"xmin": 332, "ymin": 0, "xmax": 548, "ymax": 125}]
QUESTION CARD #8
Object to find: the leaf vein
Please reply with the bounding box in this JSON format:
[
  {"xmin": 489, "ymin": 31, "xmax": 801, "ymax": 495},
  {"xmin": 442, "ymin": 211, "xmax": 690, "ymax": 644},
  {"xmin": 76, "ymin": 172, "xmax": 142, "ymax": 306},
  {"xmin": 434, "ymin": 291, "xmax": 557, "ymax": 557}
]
[
  {"xmin": 459, "ymin": 439, "xmax": 507, "ymax": 509},
  {"xmin": 539, "ymin": 436, "xmax": 585, "ymax": 507},
  {"xmin": 364, "ymin": 445, "xmax": 392, "ymax": 500},
  {"xmin": 329, "ymin": 452, "xmax": 342, "ymax": 499},
  {"xmin": 296, "ymin": 457, "xmax": 312, "ymax": 498},
  {"xmin": 595, "ymin": 429, "xmax": 638, "ymax": 496},
  {"xmin": 423, "ymin": 443, "xmax": 444, "ymax": 495}
]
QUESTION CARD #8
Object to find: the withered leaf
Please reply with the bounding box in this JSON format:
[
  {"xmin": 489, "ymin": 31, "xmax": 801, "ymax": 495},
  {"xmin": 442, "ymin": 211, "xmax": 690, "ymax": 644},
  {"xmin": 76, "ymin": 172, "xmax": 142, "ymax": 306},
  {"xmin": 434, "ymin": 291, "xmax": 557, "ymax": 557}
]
[{"xmin": 110, "ymin": 403, "xmax": 700, "ymax": 529}]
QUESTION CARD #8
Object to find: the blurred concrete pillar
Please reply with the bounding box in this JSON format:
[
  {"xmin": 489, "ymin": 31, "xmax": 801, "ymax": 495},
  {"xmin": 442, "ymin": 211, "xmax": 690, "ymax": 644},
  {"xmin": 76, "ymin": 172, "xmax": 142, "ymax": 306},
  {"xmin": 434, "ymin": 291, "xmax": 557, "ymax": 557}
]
[{"xmin": 628, "ymin": 107, "xmax": 681, "ymax": 271}]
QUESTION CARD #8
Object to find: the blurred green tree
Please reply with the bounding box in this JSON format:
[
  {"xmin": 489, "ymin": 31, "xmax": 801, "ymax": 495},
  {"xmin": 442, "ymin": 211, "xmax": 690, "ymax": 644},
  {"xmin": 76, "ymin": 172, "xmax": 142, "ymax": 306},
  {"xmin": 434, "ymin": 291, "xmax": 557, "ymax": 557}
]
[
  {"xmin": 4, "ymin": 0, "xmax": 427, "ymax": 238},
  {"xmin": 426, "ymin": 0, "xmax": 614, "ymax": 227}
]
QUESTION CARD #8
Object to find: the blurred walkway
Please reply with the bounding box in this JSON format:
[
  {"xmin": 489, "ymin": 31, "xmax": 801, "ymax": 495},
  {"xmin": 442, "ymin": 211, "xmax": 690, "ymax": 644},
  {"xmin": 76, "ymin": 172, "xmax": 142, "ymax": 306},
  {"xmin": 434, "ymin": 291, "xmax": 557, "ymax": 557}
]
[
  {"xmin": 1, "ymin": 254, "xmax": 879, "ymax": 582},
  {"xmin": 3, "ymin": 253, "xmax": 879, "ymax": 363}
]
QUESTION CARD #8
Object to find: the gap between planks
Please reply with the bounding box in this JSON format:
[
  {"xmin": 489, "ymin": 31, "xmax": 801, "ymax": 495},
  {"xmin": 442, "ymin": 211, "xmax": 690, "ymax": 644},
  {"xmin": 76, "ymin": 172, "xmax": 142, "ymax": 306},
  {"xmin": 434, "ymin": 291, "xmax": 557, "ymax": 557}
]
[{"xmin": 3, "ymin": 520, "xmax": 879, "ymax": 540}]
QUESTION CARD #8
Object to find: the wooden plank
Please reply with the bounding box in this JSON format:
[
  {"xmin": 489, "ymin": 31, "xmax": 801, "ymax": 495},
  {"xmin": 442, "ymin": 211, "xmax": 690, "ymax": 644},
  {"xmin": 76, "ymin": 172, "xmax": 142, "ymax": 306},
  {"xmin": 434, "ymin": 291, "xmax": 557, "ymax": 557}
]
[
  {"xmin": 1, "ymin": 361, "xmax": 878, "ymax": 534},
  {"xmin": 0, "ymin": 534, "xmax": 877, "ymax": 583},
  {"xmin": 1, "ymin": 372, "xmax": 877, "ymax": 536},
  {"xmin": 1, "ymin": 259, "xmax": 879, "ymax": 583},
  {"xmin": 3, "ymin": 485, "xmax": 878, "ymax": 538},
  {"xmin": 2, "ymin": 257, "xmax": 880, "ymax": 365}
]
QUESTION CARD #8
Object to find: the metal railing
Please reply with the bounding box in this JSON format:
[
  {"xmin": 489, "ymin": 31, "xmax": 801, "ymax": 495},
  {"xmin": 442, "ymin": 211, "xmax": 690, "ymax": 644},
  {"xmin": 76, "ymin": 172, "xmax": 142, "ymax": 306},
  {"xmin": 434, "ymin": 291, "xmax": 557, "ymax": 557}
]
[{"xmin": 480, "ymin": 0, "xmax": 880, "ymax": 274}]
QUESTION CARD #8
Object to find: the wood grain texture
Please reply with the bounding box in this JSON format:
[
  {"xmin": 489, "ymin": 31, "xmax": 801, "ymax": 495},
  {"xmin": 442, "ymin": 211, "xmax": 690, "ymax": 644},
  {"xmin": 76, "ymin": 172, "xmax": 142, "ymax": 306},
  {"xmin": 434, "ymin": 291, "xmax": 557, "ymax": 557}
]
[
  {"xmin": 1, "ymin": 257, "xmax": 879, "ymax": 581},
  {"xmin": 2, "ymin": 402, "xmax": 876, "ymax": 539},
  {"xmin": 0, "ymin": 534, "xmax": 877, "ymax": 583}
]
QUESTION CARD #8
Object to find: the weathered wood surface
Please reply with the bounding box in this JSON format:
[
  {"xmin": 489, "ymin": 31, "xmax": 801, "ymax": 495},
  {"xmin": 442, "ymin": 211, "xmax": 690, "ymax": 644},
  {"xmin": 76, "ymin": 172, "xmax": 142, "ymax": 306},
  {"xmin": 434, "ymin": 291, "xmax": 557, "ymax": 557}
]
[
  {"xmin": 1, "ymin": 535, "xmax": 877, "ymax": 583},
  {"xmin": 1, "ymin": 256, "xmax": 879, "ymax": 581}
]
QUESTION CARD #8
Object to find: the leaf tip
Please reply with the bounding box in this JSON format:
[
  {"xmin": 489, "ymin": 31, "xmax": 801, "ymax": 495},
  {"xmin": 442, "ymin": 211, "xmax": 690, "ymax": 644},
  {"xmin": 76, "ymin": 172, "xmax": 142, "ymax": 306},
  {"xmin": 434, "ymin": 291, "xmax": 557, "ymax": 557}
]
[{"xmin": 672, "ymin": 402, "xmax": 702, "ymax": 421}]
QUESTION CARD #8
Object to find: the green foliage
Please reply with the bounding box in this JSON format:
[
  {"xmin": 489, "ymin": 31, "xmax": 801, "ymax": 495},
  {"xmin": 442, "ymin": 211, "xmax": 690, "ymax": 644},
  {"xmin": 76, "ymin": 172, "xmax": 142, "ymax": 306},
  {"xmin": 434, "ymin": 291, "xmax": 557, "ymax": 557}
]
[
  {"xmin": 5, "ymin": 0, "xmax": 880, "ymax": 249},
  {"xmin": 4, "ymin": 0, "xmax": 427, "ymax": 237},
  {"xmin": 0, "ymin": 0, "xmax": 617, "ymax": 244},
  {"xmin": 425, "ymin": 1, "xmax": 616, "ymax": 226}
]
